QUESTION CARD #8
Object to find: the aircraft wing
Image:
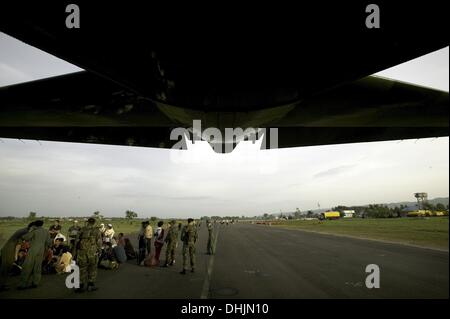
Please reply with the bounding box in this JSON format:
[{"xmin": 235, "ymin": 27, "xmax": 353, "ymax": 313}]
[{"xmin": 0, "ymin": 2, "xmax": 448, "ymax": 151}]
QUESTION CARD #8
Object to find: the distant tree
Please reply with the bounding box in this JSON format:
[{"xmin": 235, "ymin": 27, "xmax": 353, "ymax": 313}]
[
  {"xmin": 306, "ymin": 210, "xmax": 314, "ymax": 218},
  {"xmin": 92, "ymin": 211, "xmax": 104, "ymax": 219},
  {"xmin": 423, "ymin": 202, "xmax": 436, "ymax": 211},
  {"xmin": 150, "ymin": 216, "xmax": 157, "ymax": 222},
  {"xmin": 294, "ymin": 208, "xmax": 301, "ymax": 219},
  {"xmin": 125, "ymin": 210, "xmax": 138, "ymax": 223},
  {"xmin": 436, "ymin": 203, "xmax": 446, "ymax": 211},
  {"xmin": 263, "ymin": 213, "xmax": 269, "ymax": 219},
  {"xmin": 28, "ymin": 212, "xmax": 37, "ymax": 220},
  {"xmin": 392, "ymin": 206, "xmax": 402, "ymax": 218},
  {"xmin": 364, "ymin": 204, "xmax": 392, "ymax": 218}
]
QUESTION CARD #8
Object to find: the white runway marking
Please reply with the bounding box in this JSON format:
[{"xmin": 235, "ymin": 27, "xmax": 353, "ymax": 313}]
[{"xmin": 200, "ymin": 227, "xmax": 220, "ymax": 299}]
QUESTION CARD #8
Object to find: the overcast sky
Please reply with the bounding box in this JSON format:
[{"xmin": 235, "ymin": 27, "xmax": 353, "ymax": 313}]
[{"xmin": 0, "ymin": 32, "xmax": 448, "ymax": 218}]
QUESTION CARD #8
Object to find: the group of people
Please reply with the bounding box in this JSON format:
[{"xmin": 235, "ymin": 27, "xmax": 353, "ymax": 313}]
[
  {"xmin": 0, "ymin": 219, "xmax": 121, "ymax": 292},
  {"xmin": 137, "ymin": 218, "xmax": 208, "ymax": 275},
  {"xmin": 0, "ymin": 217, "xmax": 216, "ymax": 293}
]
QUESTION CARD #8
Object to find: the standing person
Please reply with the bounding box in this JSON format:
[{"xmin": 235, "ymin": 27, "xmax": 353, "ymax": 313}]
[
  {"xmin": 74, "ymin": 217, "xmax": 102, "ymax": 293},
  {"xmin": 68, "ymin": 220, "xmax": 81, "ymax": 253},
  {"xmin": 137, "ymin": 222, "xmax": 147, "ymax": 264},
  {"xmin": 163, "ymin": 220, "xmax": 179, "ymax": 267},
  {"xmin": 49, "ymin": 220, "xmax": 62, "ymax": 240},
  {"xmin": 153, "ymin": 221, "xmax": 165, "ymax": 265},
  {"xmin": 180, "ymin": 218, "xmax": 198, "ymax": 275},
  {"xmin": 144, "ymin": 221, "xmax": 153, "ymax": 257},
  {"xmin": 0, "ymin": 222, "xmax": 35, "ymax": 291},
  {"xmin": 206, "ymin": 220, "xmax": 214, "ymax": 255},
  {"xmin": 18, "ymin": 220, "xmax": 52, "ymax": 289}
]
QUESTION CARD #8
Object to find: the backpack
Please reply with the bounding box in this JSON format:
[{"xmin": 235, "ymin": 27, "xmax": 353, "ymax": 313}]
[{"xmin": 181, "ymin": 226, "xmax": 188, "ymax": 242}]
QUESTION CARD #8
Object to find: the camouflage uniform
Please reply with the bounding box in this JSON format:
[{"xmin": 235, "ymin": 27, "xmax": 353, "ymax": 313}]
[
  {"xmin": 207, "ymin": 222, "xmax": 214, "ymax": 255},
  {"xmin": 68, "ymin": 224, "xmax": 81, "ymax": 253},
  {"xmin": 164, "ymin": 221, "xmax": 179, "ymax": 266},
  {"xmin": 181, "ymin": 222, "xmax": 198, "ymax": 272},
  {"xmin": 75, "ymin": 222, "xmax": 102, "ymax": 289}
]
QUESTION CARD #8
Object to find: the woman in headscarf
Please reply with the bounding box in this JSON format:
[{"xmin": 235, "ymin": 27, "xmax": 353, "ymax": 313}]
[
  {"xmin": 123, "ymin": 238, "xmax": 136, "ymax": 260},
  {"xmin": 153, "ymin": 221, "xmax": 165, "ymax": 265},
  {"xmin": 0, "ymin": 222, "xmax": 35, "ymax": 291}
]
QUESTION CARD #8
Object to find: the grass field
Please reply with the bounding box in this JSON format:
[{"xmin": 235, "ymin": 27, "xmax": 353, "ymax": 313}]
[
  {"xmin": 273, "ymin": 217, "xmax": 449, "ymax": 250},
  {"xmin": 0, "ymin": 218, "xmax": 178, "ymax": 248},
  {"xmin": 2, "ymin": 217, "xmax": 448, "ymax": 250}
]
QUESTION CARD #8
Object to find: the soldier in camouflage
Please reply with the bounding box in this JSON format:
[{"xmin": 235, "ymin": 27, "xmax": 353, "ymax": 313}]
[
  {"xmin": 206, "ymin": 220, "xmax": 214, "ymax": 255},
  {"xmin": 74, "ymin": 217, "xmax": 102, "ymax": 292},
  {"xmin": 163, "ymin": 220, "xmax": 178, "ymax": 267},
  {"xmin": 180, "ymin": 218, "xmax": 198, "ymax": 274}
]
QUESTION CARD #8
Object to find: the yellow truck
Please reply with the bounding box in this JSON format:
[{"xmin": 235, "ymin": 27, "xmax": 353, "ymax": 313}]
[
  {"xmin": 407, "ymin": 210, "xmax": 434, "ymax": 217},
  {"xmin": 320, "ymin": 211, "xmax": 341, "ymax": 220}
]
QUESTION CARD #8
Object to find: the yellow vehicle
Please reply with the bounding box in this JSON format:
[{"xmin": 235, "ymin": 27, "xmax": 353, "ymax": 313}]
[
  {"xmin": 434, "ymin": 211, "xmax": 449, "ymax": 216},
  {"xmin": 407, "ymin": 210, "xmax": 433, "ymax": 217},
  {"xmin": 320, "ymin": 211, "xmax": 341, "ymax": 220}
]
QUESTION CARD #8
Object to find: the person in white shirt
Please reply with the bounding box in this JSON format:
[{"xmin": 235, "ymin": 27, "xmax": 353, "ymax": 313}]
[
  {"xmin": 103, "ymin": 224, "xmax": 115, "ymax": 242},
  {"xmin": 54, "ymin": 232, "xmax": 66, "ymax": 244},
  {"xmin": 144, "ymin": 222, "xmax": 153, "ymax": 256}
]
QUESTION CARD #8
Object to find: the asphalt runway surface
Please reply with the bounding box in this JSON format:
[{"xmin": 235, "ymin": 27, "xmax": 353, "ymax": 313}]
[{"xmin": 0, "ymin": 223, "xmax": 448, "ymax": 299}]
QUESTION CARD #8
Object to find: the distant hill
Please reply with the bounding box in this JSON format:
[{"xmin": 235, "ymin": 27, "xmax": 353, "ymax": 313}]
[{"xmin": 383, "ymin": 197, "xmax": 448, "ymax": 209}]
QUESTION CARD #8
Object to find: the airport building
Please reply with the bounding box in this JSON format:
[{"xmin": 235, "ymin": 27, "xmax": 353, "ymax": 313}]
[{"xmin": 342, "ymin": 210, "xmax": 355, "ymax": 218}]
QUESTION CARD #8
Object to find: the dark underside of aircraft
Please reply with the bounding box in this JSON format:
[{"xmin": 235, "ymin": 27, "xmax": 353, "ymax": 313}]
[{"xmin": 0, "ymin": 2, "xmax": 448, "ymax": 153}]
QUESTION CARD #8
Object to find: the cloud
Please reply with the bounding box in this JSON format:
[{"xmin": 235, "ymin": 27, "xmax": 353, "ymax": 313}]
[
  {"xmin": 0, "ymin": 137, "xmax": 448, "ymax": 218},
  {"xmin": 0, "ymin": 63, "xmax": 33, "ymax": 86},
  {"xmin": 314, "ymin": 164, "xmax": 357, "ymax": 178}
]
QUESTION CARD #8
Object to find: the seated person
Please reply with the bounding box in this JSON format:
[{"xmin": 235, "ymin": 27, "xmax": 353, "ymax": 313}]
[
  {"xmin": 52, "ymin": 238, "xmax": 65, "ymax": 257},
  {"xmin": 98, "ymin": 242, "xmax": 119, "ymax": 270},
  {"xmin": 49, "ymin": 220, "xmax": 62, "ymax": 240},
  {"xmin": 111, "ymin": 237, "xmax": 118, "ymax": 248},
  {"xmin": 113, "ymin": 243, "xmax": 127, "ymax": 264},
  {"xmin": 104, "ymin": 224, "xmax": 115, "ymax": 242},
  {"xmin": 10, "ymin": 249, "xmax": 27, "ymax": 276},
  {"xmin": 55, "ymin": 246, "xmax": 72, "ymax": 274},
  {"xmin": 43, "ymin": 238, "xmax": 66, "ymax": 274},
  {"xmin": 54, "ymin": 232, "xmax": 66, "ymax": 244},
  {"xmin": 123, "ymin": 238, "xmax": 136, "ymax": 260},
  {"xmin": 117, "ymin": 233, "xmax": 125, "ymax": 247}
]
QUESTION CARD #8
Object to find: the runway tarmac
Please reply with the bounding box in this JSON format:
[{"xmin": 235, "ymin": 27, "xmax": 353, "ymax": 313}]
[{"xmin": 0, "ymin": 223, "xmax": 448, "ymax": 299}]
